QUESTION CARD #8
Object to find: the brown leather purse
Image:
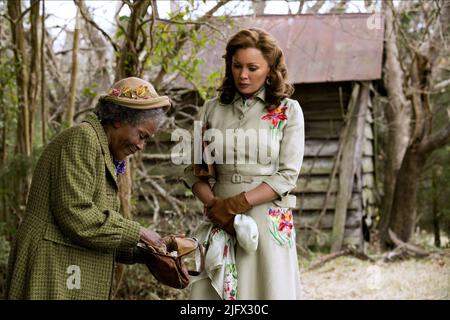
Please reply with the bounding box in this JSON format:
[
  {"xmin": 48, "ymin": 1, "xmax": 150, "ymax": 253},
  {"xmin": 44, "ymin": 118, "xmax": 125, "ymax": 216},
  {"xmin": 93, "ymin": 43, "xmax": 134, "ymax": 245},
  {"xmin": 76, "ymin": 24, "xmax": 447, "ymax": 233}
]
[{"xmin": 136, "ymin": 235, "xmax": 204, "ymax": 289}]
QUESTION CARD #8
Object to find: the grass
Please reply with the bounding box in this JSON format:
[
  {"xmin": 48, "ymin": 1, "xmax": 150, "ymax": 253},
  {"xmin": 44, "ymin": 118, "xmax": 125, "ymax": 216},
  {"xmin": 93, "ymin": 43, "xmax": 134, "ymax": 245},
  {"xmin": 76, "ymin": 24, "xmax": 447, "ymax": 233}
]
[
  {"xmin": 299, "ymin": 232, "xmax": 450, "ymax": 300},
  {"xmin": 300, "ymin": 253, "xmax": 449, "ymax": 299}
]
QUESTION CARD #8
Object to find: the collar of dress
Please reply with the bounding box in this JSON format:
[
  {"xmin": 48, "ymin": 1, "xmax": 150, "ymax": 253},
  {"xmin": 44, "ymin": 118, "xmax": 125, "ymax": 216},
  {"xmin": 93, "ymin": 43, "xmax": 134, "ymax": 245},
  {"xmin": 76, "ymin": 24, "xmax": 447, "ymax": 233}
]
[
  {"xmin": 230, "ymin": 85, "xmax": 266, "ymax": 105},
  {"xmin": 82, "ymin": 113, "xmax": 118, "ymax": 185}
]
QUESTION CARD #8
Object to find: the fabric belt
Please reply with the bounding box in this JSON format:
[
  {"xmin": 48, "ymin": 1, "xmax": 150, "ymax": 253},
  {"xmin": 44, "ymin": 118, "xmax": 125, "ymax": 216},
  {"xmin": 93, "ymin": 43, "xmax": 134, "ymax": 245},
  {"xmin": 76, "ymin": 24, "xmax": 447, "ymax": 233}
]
[{"xmin": 216, "ymin": 173, "xmax": 268, "ymax": 184}]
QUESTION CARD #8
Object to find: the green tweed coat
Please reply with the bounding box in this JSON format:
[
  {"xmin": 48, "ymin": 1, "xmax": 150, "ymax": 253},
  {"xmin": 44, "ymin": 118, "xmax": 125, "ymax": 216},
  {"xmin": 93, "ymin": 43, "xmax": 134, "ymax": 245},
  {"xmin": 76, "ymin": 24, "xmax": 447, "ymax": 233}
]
[{"xmin": 5, "ymin": 114, "xmax": 141, "ymax": 300}]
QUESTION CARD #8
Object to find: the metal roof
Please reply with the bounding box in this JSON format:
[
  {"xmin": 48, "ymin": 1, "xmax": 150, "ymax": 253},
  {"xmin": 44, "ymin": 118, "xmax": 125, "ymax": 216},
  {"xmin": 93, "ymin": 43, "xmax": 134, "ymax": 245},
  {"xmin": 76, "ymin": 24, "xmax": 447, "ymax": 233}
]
[{"xmin": 196, "ymin": 13, "xmax": 385, "ymax": 84}]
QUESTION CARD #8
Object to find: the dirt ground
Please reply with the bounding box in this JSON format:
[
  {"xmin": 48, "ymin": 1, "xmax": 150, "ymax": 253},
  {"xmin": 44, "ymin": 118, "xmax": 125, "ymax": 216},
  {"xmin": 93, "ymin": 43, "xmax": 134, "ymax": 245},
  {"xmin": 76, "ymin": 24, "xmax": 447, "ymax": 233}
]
[{"xmin": 298, "ymin": 233, "xmax": 450, "ymax": 300}]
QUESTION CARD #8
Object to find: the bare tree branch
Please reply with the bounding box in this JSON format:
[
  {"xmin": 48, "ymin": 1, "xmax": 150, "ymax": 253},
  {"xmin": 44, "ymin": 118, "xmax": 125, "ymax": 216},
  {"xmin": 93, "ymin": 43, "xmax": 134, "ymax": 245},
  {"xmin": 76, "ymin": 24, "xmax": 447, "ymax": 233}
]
[
  {"xmin": 150, "ymin": 17, "xmax": 224, "ymax": 35},
  {"xmin": 419, "ymin": 121, "xmax": 450, "ymax": 155},
  {"xmin": 152, "ymin": 0, "xmax": 230, "ymax": 88},
  {"xmin": 388, "ymin": 229, "xmax": 429, "ymax": 257},
  {"xmin": 433, "ymin": 78, "xmax": 450, "ymax": 90},
  {"xmin": 2, "ymin": 0, "xmax": 41, "ymax": 24},
  {"xmin": 73, "ymin": 0, "xmax": 120, "ymax": 52}
]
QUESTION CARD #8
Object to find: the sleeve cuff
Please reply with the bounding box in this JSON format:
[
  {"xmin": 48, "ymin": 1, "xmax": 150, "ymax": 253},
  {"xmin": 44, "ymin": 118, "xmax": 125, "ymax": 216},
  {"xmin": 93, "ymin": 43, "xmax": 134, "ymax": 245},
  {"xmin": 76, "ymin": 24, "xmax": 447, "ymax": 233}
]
[
  {"xmin": 115, "ymin": 247, "xmax": 135, "ymax": 265},
  {"xmin": 263, "ymin": 176, "xmax": 291, "ymax": 198},
  {"xmin": 118, "ymin": 220, "xmax": 141, "ymax": 250}
]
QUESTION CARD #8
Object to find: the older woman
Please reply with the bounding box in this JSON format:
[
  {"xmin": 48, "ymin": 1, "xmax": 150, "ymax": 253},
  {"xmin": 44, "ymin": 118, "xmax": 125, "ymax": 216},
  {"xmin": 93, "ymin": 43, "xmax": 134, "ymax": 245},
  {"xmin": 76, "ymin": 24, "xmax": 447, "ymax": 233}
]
[
  {"xmin": 6, "ymin": 77, "xmax": 170, "ymax": 299},
  {"xmin": 184, "ymin": 29, "xmax": 305, "ymax": 300}
]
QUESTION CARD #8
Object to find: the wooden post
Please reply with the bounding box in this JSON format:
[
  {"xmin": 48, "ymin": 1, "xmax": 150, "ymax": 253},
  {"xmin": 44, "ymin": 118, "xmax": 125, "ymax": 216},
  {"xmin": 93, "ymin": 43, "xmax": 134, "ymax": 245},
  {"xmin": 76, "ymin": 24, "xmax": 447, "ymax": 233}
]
[{"xmin": 330, "ymin": 83, "xmax": 369, "ymax": 252}]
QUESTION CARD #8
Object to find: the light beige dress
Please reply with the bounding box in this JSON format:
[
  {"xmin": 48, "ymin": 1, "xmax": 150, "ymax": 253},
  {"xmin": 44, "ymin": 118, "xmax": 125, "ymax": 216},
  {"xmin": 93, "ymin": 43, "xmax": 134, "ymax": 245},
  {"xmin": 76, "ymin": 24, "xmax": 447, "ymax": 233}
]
[{"xmin": 183, "ymin": 87, "xmax": 305, "ymax": 300}]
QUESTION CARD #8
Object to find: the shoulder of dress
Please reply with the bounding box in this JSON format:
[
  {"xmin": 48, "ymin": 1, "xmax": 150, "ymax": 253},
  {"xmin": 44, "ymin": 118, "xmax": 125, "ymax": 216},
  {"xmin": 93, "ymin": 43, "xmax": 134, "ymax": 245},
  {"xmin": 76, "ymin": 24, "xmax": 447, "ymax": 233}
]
[
  {"xmin": 283, "ymin": 97, "xmax": 301, "ymax": 108},
  {"xmin": 204, "ymin": 96, "xmax": 221, "ymax": 109},
  {"xmin": 280, "ymin": 98, "xmax": 301, "ymax": 114},
  {"xmin": 202, "ymin": 96, "xmax": 224, "ymax": 120},
  {"xmin": 60, "ymin": 123, "xmax": 100, "ymax": 153},
  {"xmin": 282, "ymin": 98, "xmax": 304, "ymax": 125},
  {"xmin": 73, "ymin": 122, "xmax": 98, "ymax": 141}
]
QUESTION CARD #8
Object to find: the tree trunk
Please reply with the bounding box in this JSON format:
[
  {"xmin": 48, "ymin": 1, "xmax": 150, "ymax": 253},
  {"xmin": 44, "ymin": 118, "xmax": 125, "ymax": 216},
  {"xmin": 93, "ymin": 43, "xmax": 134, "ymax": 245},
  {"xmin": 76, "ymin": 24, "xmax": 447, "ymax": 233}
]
[
  {"xmin": 378, "ymin": 0, "xmax": 450, "ymax": 248},
  {"xmin": 378, "ymin": 1, "xmax": 411, "ymax": 247},
  {"xmin": 40, "ymin": 0, "xmax": 47, "ymax": 144},
  {"xmin": 388, "ymin": 120, "xmax": 450, "ymax": 245},
  {"xmin": 114, "ymin": 0, "xmax": 151, "ymax": 80},
  {"xmin": 8, "ymin": 0, "xmax": 31, "ymax": 157},
  {"xmin": 113, "ymin": 0, "xmax": 151, "ymax": 221},
  {"xmin": 8, "ymin": 0, "xmax": 32, "ymax": 222},
  {"xmin": 297, "ymin": 0, "xmax": 306, "ymax": 14},
  {"xmin": 431, "ymin": 167, "xmax": 440, "ymax": 247},
  {"xmin": 28, "ymin": 0, "xmax": 40, "ymax": 144},
  {"xmin": 388, "ymin": 145, "xmax": 426, "ymax": 242},
  {"xmin": 0, "ymin": 77, "xmax": 7, "ymax": 224},
  {"xmin": 65, "ymin": 8, "xmax": 80, "ymax": 127}
]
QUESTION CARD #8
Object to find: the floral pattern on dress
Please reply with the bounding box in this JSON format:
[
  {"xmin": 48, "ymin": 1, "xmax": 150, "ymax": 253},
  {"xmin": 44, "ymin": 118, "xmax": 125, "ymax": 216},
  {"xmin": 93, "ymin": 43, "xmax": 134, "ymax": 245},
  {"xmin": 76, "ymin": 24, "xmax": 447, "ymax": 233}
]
[
  {"xmin": 223, "ymin": 263, "xmax": 237, "ymax": 300},
  {"xmin": 267, "ymin": 207, "xmax": 295, "ymax": 248},
  {"xmin": 261, "ymin": 105, "xmax": 288, "ymax": 138},
  {"xmin": 261, "ymin": 106, "xmax": 288, "ymax": 128}
]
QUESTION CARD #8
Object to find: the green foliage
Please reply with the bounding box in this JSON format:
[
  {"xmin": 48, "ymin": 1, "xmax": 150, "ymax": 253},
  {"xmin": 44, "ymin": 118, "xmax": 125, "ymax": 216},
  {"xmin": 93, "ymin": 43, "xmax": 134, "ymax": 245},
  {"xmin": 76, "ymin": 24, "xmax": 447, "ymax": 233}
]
[
  {"xmin": 0, "ymin": 50, "xmax": 19, "ymax": 153},
  {"xmin": 0, "ymin": 147, "xmax": 43, "ymax": 234},
  {"xmin": 0, "ymin": 222, "xmax": 11, "ymax": 298},
  {"xmin": 417, "ymin": 64, "xmax": 450, "ymax": 241},
  {"xmin": 418, "ymin": 146, "xmax": 450, "ymax": 237},
  {"xmin": 143, "ymin": 3, "xmax": 225, "ymax": 100},
  {"xmin": 396, "ymin": 2, "xmax": 441, "ymax": 57},
  {"xmin": 81, "ymin": 84, "xmax": 98, "ymax": 99},
  {"xmin": 0, "ymin": 223, "xmax": 10, "ymax": 267}
]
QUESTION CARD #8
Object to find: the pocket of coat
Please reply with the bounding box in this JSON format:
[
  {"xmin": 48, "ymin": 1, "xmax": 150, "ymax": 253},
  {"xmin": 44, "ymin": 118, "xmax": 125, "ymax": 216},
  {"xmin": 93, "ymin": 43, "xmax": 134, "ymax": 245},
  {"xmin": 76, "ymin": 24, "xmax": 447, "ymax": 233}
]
[
  {"xmin": 266, "ymin": 207, "xmax": 296, "ymax": 248},
  {"xmin": 43, "ymin": 223, "xmax": 86, "ymax": 250}
]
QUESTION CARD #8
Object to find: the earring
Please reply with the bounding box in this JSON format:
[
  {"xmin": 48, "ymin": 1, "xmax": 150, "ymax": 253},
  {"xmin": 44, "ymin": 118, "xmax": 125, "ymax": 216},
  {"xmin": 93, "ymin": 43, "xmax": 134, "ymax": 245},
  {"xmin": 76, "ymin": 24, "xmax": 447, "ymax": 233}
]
[{"xmin": 266, "ymin": 77, "xmax": 271, "ymax": 85}]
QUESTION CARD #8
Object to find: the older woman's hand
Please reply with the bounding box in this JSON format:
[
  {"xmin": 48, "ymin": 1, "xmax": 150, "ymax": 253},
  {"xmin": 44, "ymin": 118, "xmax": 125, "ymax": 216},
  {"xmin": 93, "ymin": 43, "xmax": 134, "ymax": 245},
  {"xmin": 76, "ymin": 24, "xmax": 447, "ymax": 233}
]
[{"xmin": 139, "ymin": 227, "xmax": 166, "ymax": 253}]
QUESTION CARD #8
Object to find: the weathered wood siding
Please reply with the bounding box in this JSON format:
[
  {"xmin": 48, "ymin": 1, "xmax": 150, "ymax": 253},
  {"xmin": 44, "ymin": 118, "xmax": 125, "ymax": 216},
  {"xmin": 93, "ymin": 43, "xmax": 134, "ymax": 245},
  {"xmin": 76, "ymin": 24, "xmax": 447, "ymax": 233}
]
[{"xmin": 291, "ymin": 82, "xmax": 376, "ymax": 248}]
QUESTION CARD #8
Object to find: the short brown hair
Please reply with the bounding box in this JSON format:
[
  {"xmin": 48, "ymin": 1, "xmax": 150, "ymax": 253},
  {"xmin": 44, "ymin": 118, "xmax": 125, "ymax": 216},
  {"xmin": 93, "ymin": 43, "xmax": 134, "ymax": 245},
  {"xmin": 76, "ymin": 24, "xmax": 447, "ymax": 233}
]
[{"xmin": 219, "ymin": 28, "xmax": 294, "ymax": 110}]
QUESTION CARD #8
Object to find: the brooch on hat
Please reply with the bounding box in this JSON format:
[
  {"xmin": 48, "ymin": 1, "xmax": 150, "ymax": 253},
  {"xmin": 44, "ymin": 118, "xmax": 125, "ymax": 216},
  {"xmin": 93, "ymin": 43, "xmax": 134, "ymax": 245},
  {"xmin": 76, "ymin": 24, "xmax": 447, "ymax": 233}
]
[
  {"xmin": 261, "ymin": 105, "xmax": 288, "ymax": 137},
  {"xmin": 109, "ymin": 85, "xmax": 155, "ymax": 100}
]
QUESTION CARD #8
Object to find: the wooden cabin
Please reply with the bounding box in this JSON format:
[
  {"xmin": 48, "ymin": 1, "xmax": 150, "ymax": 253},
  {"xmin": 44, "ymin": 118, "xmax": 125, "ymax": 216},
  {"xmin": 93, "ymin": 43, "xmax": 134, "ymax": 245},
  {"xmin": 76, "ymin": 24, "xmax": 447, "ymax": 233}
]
[{"xmin": 142, "ymin": 13, "xmax": 384, "ymax": 250}]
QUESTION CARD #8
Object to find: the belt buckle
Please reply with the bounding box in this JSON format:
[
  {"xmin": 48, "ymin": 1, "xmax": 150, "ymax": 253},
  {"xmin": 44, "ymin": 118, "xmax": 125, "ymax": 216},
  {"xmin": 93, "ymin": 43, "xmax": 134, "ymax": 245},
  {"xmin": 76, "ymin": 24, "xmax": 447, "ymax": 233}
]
[{"xmin": 231, "ymin": 174, "xmax": 242, "ymax": 184}]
